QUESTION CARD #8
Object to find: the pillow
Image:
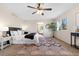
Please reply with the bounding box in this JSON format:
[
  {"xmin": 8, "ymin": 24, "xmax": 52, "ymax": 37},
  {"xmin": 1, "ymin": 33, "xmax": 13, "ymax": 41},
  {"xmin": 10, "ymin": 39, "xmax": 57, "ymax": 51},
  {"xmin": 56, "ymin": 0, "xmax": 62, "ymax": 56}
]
[
  {"xmin": 13, "ymin": 31, "xmax": 18, "ymax": 36},
  {"xmin": 10, "ymin": 31, "xmax": 14, "ymax": 36},
  {"xmin": 17, "ymin": 30, "xmax": 23, "ymax": 35},
  {"xmin": 24, "ymin": 32, "xmax": 28, "ymax": 34},
  {"xmin": 10, "ymin": 31, "xmax": 18, "ymax": 36}
]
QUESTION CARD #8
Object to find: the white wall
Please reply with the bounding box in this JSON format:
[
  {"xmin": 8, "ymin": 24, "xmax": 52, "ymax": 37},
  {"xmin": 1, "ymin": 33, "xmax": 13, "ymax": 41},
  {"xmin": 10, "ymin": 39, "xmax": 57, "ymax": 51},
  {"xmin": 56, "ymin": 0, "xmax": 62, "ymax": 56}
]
[
  {"xmin": 22, "ymin": 20, "xmax": 53, "ymax": 33},
  {"xmin": 0, "ymin": 5, "xmax": 54, "ymax": 33},
  {"xmin": 55, "ymin": 4, "xmax": 79, "ymax": 45},
  {"xmin": 0, "ymin": 5, "xmax": 25, "ymax": 27}
]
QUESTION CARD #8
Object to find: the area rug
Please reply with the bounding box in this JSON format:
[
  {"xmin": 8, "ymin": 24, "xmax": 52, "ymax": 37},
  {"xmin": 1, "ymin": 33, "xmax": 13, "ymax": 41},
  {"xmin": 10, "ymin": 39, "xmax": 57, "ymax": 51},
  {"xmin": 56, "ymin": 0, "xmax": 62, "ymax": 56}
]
[{"xmin": 0, "ymin": 38, "xmax": 76, "ymax": 56}]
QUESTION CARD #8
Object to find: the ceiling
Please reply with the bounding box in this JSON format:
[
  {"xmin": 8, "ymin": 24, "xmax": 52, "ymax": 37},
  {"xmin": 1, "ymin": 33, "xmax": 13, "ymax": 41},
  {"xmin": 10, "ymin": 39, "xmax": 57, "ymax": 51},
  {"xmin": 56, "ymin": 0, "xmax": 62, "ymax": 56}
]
[{"xmin": 0, "ymin": 3, "xmax": 77, "ymax": 20}]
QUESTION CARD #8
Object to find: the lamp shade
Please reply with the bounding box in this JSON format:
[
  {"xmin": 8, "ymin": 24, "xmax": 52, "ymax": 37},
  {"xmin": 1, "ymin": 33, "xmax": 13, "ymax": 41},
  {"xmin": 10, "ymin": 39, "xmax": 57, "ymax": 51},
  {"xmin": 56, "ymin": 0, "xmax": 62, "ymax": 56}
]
[{"xmin": 0, "ymin": 27, "xmax": 9, "ymax": 31}]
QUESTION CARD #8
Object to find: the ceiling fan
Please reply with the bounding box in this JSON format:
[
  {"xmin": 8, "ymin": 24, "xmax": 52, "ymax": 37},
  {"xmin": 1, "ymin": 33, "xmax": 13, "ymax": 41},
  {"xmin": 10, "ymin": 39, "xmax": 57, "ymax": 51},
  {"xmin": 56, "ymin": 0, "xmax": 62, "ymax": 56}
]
[{"xmin": 27, "ymin": 3, "xmax": 52, "ymax": 15}]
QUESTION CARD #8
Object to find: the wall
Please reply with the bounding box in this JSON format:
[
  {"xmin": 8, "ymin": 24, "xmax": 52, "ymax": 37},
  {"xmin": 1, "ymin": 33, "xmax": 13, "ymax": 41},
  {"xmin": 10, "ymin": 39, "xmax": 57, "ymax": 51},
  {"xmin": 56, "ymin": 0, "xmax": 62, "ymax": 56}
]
[
  {"xmin": 55, "ymin": 4, "xmax": 79, "ymax": 45},
  {"xmin": 22, "ymin": 20, "xmax": 53, "ymax": 33},
  {"xmin": 0, "ymin": 5, "xmax": 25, "ymax": 28},
  {"xmin": 0, "ymin": 5, "xmax": 53, "ymax": 33}
]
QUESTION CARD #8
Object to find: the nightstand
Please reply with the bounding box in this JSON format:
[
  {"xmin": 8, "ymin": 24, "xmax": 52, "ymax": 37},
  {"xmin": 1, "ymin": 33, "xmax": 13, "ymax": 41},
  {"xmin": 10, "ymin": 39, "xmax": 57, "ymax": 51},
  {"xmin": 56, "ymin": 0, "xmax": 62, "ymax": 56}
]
[{"xmin": 0, "ymin": 36, "xmax": 12, "ymax": 50}]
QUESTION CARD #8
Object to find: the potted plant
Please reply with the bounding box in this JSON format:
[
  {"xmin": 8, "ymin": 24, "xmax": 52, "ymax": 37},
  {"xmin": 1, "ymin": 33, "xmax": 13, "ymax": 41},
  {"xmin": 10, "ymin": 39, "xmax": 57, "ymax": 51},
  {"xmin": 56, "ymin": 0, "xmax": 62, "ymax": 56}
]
[{"xmin": 45, "ymin": 22, "xmax": 57, "ymax": 38}]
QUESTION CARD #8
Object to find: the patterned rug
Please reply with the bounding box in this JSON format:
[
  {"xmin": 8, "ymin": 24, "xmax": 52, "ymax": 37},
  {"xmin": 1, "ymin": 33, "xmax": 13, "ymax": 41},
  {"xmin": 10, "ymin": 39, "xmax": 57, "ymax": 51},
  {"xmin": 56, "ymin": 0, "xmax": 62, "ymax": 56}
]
[{"xmin": 0, "ymin": 38, "xmax": 77, "ymax": 56}]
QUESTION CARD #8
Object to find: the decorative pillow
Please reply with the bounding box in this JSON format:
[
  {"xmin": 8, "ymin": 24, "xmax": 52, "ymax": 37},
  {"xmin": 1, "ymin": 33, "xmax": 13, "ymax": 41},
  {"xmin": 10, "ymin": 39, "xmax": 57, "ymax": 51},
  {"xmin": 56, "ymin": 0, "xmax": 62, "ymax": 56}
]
[
  {"xmin": 10, "ymin": 31, "xmax": 18, "ymax": 36},
  {"xmin": 13, "ymin": 31, "xmax": 18, "ymax": 36},
  {"xmin": 17, "ymin": 30, "xmax": 23, "ymax": 35},
  {"xmin": 10, "ymin": 31, "xmax": 14, "ymax": 36},
  {"xmin": 24, "ymin": 32, "xmax": 28, "ymax": 34}
]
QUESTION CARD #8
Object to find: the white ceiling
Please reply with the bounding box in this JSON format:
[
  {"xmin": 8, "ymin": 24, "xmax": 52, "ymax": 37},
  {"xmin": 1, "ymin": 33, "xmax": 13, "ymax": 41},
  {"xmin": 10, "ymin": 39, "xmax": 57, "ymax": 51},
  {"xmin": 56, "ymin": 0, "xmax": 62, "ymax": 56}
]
[{"xmin": 0, "ymin": 3, "xmax": 77, "ymax": 20}]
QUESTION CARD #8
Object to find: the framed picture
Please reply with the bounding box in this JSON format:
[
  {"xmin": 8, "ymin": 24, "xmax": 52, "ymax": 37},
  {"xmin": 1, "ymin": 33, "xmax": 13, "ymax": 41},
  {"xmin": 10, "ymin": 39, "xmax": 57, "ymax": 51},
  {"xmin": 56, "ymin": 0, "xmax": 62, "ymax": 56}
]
[{"xmin": 62, "ymin": 17, "xmax": 68, "ymax": 30}]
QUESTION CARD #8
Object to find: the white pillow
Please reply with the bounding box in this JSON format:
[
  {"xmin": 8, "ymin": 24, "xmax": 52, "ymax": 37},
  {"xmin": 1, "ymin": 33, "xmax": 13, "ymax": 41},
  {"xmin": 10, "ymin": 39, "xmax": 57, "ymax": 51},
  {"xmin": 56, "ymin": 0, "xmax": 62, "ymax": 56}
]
[
  {"xmin": 10, "ymin": 31, "xmax": 14, "ymax": 36},
  {"xmin": 11, "ymin": 31, "xmax": 18, "ymax": 36},
  {"xmin": 17, "ymin": 30, "xmax": 23, "ymax": 35},
  {"xmin": 13, "ymin": 31, "xmax": 18, "ymax": 36}
]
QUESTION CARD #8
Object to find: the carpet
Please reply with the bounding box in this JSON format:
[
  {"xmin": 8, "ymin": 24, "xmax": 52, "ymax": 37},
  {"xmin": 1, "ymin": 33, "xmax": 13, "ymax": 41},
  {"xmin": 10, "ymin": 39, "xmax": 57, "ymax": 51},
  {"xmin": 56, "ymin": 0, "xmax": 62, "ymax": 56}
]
[{"xmin": 0, "ymin": 38, "xmax": 78, "ymax": 56}]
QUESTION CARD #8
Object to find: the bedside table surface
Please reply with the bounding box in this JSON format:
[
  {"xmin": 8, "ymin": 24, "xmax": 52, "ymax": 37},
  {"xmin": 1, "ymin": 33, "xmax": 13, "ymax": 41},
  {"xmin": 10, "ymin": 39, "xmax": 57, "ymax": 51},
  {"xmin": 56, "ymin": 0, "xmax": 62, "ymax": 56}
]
[{"xmin": 0, "ymin": 37, "xmax": 11, "ymax": 42}]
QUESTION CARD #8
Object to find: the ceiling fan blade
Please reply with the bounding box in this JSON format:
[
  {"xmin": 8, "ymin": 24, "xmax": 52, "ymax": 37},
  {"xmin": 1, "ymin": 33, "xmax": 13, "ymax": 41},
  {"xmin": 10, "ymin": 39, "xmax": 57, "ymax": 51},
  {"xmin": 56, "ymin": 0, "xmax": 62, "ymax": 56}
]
[
  {"xmin": 37, "ymin": 3, "xmax": 40, "ymax": 8},
  {"xmin": 27, "ymin": 6, "xmax": 36, "ymax": 9},
  {"xmin": 32, "ymin": 11, "xmax": 37, "ymax": 14},
  {"xmin": 43, "ymin": 8, "xmax": 52, "ymax": 11}
]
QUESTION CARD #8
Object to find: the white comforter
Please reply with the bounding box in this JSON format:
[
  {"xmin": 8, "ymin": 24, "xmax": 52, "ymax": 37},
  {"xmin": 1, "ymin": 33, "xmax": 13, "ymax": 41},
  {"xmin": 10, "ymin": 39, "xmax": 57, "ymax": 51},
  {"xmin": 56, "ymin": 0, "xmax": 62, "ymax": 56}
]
[{"xmin": 11, "ymin": 33, "xmax": 44, "ymax": 44}]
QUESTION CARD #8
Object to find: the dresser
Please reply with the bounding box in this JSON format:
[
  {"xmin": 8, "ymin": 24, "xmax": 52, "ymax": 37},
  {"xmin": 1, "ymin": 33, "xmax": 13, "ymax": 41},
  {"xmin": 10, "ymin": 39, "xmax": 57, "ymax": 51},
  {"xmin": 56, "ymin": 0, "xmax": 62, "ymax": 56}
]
[{"xmin": 0, "ymin": 37, "xmax": 12, "ymax": 50}]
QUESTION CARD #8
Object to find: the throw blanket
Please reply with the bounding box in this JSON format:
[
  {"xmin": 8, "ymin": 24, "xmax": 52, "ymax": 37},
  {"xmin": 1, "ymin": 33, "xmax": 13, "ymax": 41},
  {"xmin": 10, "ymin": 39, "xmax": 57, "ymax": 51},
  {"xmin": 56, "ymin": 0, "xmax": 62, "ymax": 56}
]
[{"xmin": 24, "ymin": 33, "xmax": 36, "ymax": 40}]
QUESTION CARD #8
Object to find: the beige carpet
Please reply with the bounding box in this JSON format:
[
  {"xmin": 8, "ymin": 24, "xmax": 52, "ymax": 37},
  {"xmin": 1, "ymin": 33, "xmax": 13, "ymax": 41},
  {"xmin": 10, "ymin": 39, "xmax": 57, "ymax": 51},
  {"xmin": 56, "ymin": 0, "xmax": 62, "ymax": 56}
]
[{"xmin": 0, "ymin": 38, "xmax": 79, "ymax": 56}]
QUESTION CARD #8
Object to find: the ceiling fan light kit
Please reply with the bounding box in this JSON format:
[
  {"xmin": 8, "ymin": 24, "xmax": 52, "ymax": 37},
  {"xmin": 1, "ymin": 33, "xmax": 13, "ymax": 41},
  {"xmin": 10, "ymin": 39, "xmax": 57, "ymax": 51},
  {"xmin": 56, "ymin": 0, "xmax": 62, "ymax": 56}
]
[{"xmin": 37, "ymin": 10, "xmax": 43, "ymax": 14}]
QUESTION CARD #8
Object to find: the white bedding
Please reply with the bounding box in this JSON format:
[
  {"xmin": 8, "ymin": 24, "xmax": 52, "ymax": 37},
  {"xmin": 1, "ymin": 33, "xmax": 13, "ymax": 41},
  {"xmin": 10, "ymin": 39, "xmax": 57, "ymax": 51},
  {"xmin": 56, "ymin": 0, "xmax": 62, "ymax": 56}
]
[
  {"xmin": 11, "ymin": 31, "xmax": 44, "ymax": 44},
  {"xmin": 11, "ymin": 33, "xmax": 39, "ymax": 44}
]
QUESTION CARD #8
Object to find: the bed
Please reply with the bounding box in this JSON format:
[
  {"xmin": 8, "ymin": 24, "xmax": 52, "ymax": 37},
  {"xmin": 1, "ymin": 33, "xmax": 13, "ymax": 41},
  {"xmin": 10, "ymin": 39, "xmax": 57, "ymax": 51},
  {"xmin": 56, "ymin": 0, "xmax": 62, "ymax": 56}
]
[{"xmin": 7, "ymin": 27, "xmax": 38, "ymax": 44}]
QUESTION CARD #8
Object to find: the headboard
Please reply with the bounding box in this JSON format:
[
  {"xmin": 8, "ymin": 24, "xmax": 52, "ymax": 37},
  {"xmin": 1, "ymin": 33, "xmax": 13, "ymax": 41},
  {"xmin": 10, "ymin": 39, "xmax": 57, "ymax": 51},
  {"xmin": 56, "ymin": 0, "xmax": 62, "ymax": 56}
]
[
  {"xmin": 7, "ymin": 27, "xmax": 22, "ymax": 36},
  {"xmin": 9, "ymin": 27, "xmax": 22, "ymax": 31}
]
